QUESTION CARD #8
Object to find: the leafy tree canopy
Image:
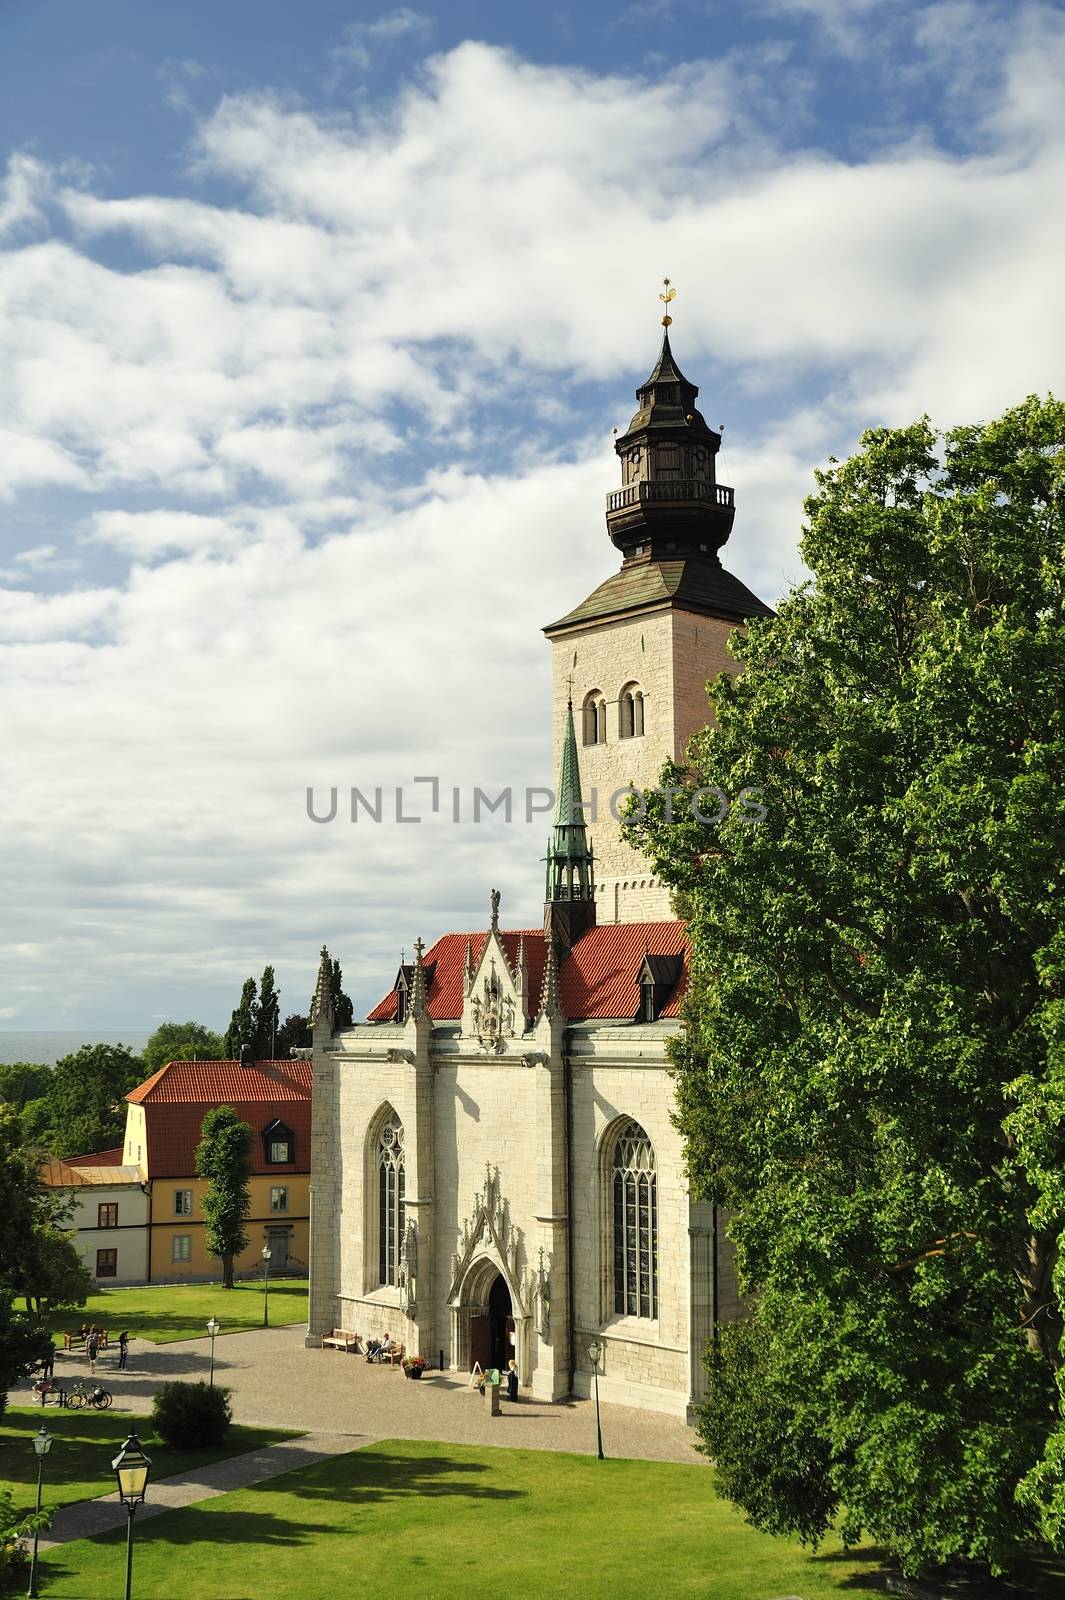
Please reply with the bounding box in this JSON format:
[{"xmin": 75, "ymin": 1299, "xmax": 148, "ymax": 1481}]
[
  {"xmin": 275, "ymin": 1013, "xmax": 311, "ymax": 1056},
  {"xmin": 628, "ymin": 397, "xmax": 1065, "ymax": 1577},
  {"xmin": 0, "ymin": 1062, "xmax": 51, "ymax": 1110},
  {"xmin": 24, "ymin": 1043, "xmax": 145, "ymax": 1159},
  {"xmin": 195, "ymin": 1105, "xmax": 253, "ymax": 1289},
  {"xmin": 143, "ymin": 1021, "xmax": 224, "ymax": 1075}
]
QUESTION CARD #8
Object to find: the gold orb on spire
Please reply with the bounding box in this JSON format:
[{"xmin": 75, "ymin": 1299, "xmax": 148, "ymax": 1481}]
[{"xmin": 659, "ymin": 276, "xmax": 677, "ymax": 327}]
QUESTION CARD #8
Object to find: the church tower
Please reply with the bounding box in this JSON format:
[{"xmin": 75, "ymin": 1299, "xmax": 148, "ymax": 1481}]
[{"xmin": 543, "ymin": 290, "xmax": 773, "ymax": 923}]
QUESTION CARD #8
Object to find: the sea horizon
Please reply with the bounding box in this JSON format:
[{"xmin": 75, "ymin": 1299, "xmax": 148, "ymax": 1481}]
[{"xmin": 0, "ymin": 1030, "xmax": 154, "ymax": 1066}]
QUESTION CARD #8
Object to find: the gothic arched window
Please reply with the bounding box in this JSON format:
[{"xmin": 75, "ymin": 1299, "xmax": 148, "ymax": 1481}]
[
  {"xmin": 612, "ymin": 1120, "xmax": 657, "ymax": 1318},
  {"xmin": 377, "ymin": 1110, "xmax": 405, "ymax": 1287},
  {"xmin": 583, "ymin": 690, "xmax": 606, "ymax": 746}
]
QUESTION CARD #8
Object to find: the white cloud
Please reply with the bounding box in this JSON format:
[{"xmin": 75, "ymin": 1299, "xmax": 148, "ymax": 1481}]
[
  {"xmin": 1, "ymin": 17, "xmax": 1064, "ymax": 1024},
  {"xmin": 328, "ymin": 8, "xmax": 433, "ymax": 79},
  {"xmin": 0, "ymin": 152, "xmax": 48, "ymax": 240}
]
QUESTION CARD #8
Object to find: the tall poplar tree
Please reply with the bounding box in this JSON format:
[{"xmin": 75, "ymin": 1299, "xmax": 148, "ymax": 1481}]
[
  {"xmin": 628, "ymin": 397, "xmax": 1065, "ymax": 1578},
  {"xmin": 223, "ymin": 978, "xmax": 259, "ymax": 1060},
  {"xmin": 257, "ymin": 966, "xmax": 280, "ymax": 1057},
  {"xmin": 195, "ymin": 1106, "xmax": 253, "ymax": 1290}
]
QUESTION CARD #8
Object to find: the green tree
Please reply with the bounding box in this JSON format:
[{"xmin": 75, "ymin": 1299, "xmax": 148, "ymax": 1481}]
[
  {"xmin": 257, "ymin": 965, "xmax": 280, "ymax": 1057},
  {"xmin": 0, "ymin": 1292, "xmax": 52, "ymax": 1420},
  {"xmin": 143, "ymin": 1021, "xmax": 224, "ymax": 1074},
  {"xmin": 275, "ymin": 1013, "xmax": 311, "ymax": 1056},
  {"xmin": 0, "ymin": 1062, "xmax": 51, "ymax": 1111},
  {"xmin": 223, "ymin": 977, "xmax": 259, "ymax": 1060},
  {"xmin": 195, "ymin": 1106, "xmax": 253, "ymax": 1289},
  {"xmin": 22, "ymin": 1225, "xmax": 91, "ymax": 1318},
  {"xmin": 329, "ymin": 958, "xmax": 354, "ymax": 1029},
  {"xmin": 25, "ymin": 1043, "xmax": 145, "ymax": 1158},
  {"xmin": 628, "ymin": 398, "xmax": 1065, "ymax": 1577}
]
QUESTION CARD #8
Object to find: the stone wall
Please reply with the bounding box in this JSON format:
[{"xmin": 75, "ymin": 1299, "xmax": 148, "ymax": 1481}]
[{"xmin": 549, "ymin": 604, "xmax": 740, "ymax": 921}]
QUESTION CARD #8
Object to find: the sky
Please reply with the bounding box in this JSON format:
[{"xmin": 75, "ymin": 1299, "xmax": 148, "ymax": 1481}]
[{"xmin": 1, "ymin": 0, "xmax": 1064, "ymax": 1032}]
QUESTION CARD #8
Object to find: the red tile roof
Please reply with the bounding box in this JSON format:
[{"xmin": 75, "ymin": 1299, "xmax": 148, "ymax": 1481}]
[
  {"xmin": 125, "ymin": 1059, "xmax": 312, "ymax": 1180},
  {"xmin": 367, "ymin": 922, "xmax": 687, "ymax": 1024},
  {"xmin": 64, "ymin": 1147, "xmax": 124, "ymax": 1167}
]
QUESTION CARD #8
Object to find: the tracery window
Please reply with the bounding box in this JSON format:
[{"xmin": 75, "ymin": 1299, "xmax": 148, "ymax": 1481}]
[
  {"xmin": 583, "ymin": 690, "xmax": 607, "ymax": 746},
  {"xmin": 619, "ymin": 683, "xmax": 645, "ymax": 740},
  {"xmin": 612, "ymin": 1120, "xmax": 657, "ymax": 1318},
  {"xmin": 377, "ymin": 1110, "xmax": 406, "ymax": 1286}
]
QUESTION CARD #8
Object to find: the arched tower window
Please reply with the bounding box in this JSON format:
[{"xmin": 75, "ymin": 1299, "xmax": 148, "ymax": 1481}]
[
  {"xmin": 377, "ymin": 1110, "xmax": 405, "ymax": 1287},
  {"xmin": 612, "ymin": 1120, "xmax": 657, "ymax": 1318},
  {"xmin": 583, "ymin": 690, "xmax": 606, "ymax": 746},
  {"xmin": 619, "ymin": 683, "xmax": 645, "ymax": 740}
]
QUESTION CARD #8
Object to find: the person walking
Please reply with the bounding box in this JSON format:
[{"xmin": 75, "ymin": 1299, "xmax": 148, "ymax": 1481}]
[
  {"xmin": 86, "ymin": 1327, "xmax": 100, "ymax": 1375},
  {"xmin": 41, "ymin": 1343, "xmax": 55, "ymax": 1380},
  {"xmin": 506, "ymin": 1359, "xmax": 518, "ymax": 1402},
  {"xmin": 117, "ymin": 1331, "xmax": 129, "ymax": 1370}
]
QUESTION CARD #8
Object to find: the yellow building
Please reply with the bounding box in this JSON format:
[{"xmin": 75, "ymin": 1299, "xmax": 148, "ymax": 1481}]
[{"xmin": 121, "ymin": 1057, "xmax": 312, "ymax": 1282}]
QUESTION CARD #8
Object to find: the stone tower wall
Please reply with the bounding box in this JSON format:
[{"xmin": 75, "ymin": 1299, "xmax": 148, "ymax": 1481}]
[{"xmin": 549, "ymin": 605, "xmax": 738, "ymax": 923}]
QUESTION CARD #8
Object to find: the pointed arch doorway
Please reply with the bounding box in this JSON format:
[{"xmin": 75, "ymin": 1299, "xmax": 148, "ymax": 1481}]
[
  {"xmin": 468, "ymin": 1273, "xmax": 514, "ymax": 1372},
  {"xmin": 457, "ymin": 1260, "xmax": 518, "ymax": 1375}
]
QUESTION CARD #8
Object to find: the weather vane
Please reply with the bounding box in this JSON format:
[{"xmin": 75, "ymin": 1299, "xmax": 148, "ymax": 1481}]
[{"xmin": 659, "ymin": 276, "xmax": 677, "ymax": 327}]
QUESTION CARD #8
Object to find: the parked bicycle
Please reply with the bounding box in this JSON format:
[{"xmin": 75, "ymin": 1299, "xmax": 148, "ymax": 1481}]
[{"xmin": 66, "ymin": 1381, "xmax": 113, "ymax": 1409}]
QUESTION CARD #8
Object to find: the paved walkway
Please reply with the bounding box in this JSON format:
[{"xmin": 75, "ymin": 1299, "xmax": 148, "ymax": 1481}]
[
  {"xmin": 22, "ymin": 1321, "xmax": 703, "ymax": 1471},
  {"xmin": 37, "ymin": 1431, "xmax": 360, "ymax": 1549}
]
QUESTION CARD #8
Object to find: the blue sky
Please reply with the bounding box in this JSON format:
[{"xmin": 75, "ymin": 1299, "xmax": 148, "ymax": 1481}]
[{"xmin": 2, "ymin": 0, "xmax": 1064, "ymax": 1031}]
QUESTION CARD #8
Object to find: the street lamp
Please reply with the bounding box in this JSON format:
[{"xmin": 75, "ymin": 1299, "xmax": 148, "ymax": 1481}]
[
  {"xmin": 261, "ymin": 1245, "xmax": 272, "ymax": 1328},
  {"xmin": 111, "ymin": 1432, "xmax": 151, "ymax": 1600},
  {"xmin": 206, "ymin": 1317, "xmax": 220, "ymax": 1387},
  {"xmin": 587, "ymin": 1340, "xmax": 605, "ymax": 1461},
  {"xmin": 27, "ymin": 1426, "xmax": 52, "ymax": 1598}
]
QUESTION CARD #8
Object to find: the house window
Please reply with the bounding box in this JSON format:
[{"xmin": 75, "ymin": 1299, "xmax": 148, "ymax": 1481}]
[
  {"xmin": 262, "ymin": 1120, "xmax": 295, "ymax": 1164},
  {"xmin": 270, "ymin": 1186, "xmax": 289, "ymax": 1212},
  {"xmin": 98, "ymin": 1203, "xmax": 118, "ymax": 1228},
  {"xmin": 639, "ymin": 977, "xmax": 656, "ymax": 1023},
  {"xmin": 174, "ymin": 1189, "xmax": 192, "ymax": 1215},
  {"xmin": 172, "ymin": 1235, "xmax": 192, "ymax": 1263},
  {"xmin": 96, "ymin": 1249, "xmax": 117, "ymax": 1278},
  {"xmin": 396, "ymin": 986, "xmax": 408, "ymax": 1024},
  {"xmin": 612, "ymin": 1120, "xmax": 658, "ymax": 1319},
  {"xmin": 377, "ymin": 1110, "xmax": 405, "ymax": 1286}
]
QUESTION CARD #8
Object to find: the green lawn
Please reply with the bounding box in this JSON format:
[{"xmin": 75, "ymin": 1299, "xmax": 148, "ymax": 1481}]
[
  {"xmin": 0, "ymin": 1407, "xmax": 299, "ymax": 1516},
  {"xmin": 27, "ymin": 1438, "xmax": 898, "ymax": 1600},
  {"xmin": 43, "ymin": 1278, "xmax": 308, "ymax": 1347}
]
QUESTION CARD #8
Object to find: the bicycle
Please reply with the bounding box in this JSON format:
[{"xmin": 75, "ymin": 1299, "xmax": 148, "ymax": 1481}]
[{"xmin": 67, "ymin": 1381, "xmax": 113, "ymax": 1409}]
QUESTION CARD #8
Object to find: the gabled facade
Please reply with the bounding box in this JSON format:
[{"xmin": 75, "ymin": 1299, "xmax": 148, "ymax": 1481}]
[{"xmin": 120, "ymin": 1058, "xmax": 313, "ymax": 1282}]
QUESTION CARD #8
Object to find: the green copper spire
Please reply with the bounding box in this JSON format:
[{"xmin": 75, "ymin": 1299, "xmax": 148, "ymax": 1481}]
[{"xmin": 545, "ymin": 699, "xmax": 595, "ymax": 904}]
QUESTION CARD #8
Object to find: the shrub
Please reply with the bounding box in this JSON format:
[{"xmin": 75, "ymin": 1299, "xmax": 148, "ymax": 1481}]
[
  {"xmin": 0, "ymin": 1485, "xmax": 52, "ymax": 1594},
  {"xmin": 151, "ymin": 1380, "xmax": 232, "ymax": 1449}
]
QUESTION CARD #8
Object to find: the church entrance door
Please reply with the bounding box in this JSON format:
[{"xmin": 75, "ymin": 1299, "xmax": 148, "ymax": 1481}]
[
  {"xmin": 488, "ymin": 1273, "xmax": 514, "ymax": 1372},
  {"xmin": 469, "ymin": 1314, "xmax": 490, "ymax": 1372}
]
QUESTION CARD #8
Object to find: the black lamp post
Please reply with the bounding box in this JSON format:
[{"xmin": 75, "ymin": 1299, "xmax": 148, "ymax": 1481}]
[
  {"xmin": 112, "ymin": 1432, "xmax": 151, "ymax": 1600},
  {"xmin": 206, "ymin": 1317, "xmax": 220, "ymax": 1387},
  {"xmin": 27, "ymin": 1425, "xmax": 52, "ymax": 1598},
  {"xmin": 261, "ymin": 1245, "xmax": 272, "ymax": 1328},
  {"xmin": 587, "ymin": 1340, "xmax": 605, "ymax": 1461}
]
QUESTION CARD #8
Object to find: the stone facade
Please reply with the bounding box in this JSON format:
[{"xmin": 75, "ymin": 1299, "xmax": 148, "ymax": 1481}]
[
  {"xmin": 548, "ymin": 606, "xmax": 739, "ymax": 923},
  {"xmin": 307, "ymin": 931, "xmax": 739, "ymax": 1418}
]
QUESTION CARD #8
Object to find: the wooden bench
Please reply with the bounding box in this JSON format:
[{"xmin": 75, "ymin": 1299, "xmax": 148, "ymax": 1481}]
[
  {"xmin": 64, "ymin": 1329, "xmax": 109, "ymax": 1352},
  {"xmin": 321, "ymin": 1328, "xmax": 360, "ymax": 1353},
  {"xmin": 386, "ymin": 1342, "xmax": 405, "ymax": 1367}
]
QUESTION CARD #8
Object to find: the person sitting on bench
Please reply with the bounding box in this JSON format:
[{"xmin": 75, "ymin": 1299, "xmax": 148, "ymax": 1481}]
[{"xmin": 365, "ymin": 1332, "xmax": 394, "ymax": 1363}]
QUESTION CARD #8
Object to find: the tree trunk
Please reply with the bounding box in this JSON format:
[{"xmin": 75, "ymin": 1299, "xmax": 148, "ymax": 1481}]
[
  {"xmin": 1016, "ymin": 1231, "xmax": 1061, "ymax": 1374},
  {"xmin": 222, "ymin": 1253, "xmax": 234, "ymax": 1290}
]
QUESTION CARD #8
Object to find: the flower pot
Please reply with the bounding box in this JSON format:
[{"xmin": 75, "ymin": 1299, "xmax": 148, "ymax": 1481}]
[{"xmin": 407, "ymin": 1367, "xmax": 422, "ymax": 1379}]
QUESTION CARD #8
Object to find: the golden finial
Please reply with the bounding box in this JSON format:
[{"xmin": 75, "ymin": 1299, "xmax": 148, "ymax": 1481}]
[{"xmin": 659, "ymin": 276, "xmax": 677, "ymax": 328}]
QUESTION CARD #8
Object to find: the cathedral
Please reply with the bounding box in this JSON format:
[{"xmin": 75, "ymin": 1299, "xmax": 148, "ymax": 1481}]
[{"xmin": 306, "ymin": 319, "xmax": 772, "ymax": 1417}]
